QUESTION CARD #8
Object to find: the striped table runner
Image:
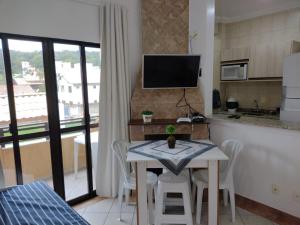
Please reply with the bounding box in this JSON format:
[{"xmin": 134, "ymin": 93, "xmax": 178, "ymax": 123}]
[{"xmin": 0, "ymin": 181, "xmax": 89, "ymax": 225}]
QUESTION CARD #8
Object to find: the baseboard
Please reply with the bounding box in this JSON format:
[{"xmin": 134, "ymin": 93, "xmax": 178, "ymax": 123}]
[
  {"xmin": 201, "ymin": 190, "xmax": 300, "ymax": 225},
  {"xmin": 235, "ymin": 194, "xmax": 300, "ymax": 225}
]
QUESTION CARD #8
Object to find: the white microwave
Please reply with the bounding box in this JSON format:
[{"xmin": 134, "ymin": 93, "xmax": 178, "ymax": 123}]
[{"xmin": 221, "ymin": 62, "xmax": 248, "ymax": 81}]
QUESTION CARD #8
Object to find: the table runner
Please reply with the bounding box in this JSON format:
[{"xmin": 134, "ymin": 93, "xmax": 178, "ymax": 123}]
[
  {"xmin": 129, "ymin": 140, "xmax": 216, "ymax": 175},
  {"xmin": 0, "ymin": 181, "xmax": 89, "ymax": 225}
]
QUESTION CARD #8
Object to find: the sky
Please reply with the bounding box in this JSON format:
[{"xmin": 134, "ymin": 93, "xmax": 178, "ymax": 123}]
[{"xmin": 5, "ymin": 39, "xmax": 100, "ymax": 53}]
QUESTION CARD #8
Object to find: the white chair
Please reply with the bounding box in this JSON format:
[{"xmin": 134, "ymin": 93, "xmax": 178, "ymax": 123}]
[
  {"xmin": 74, "ymin": 132, "xmax": 98, "ymax": 178},
  {"xmin": 155, "ymin": 172, "xmax": 193, "ymax": 225},
  {"xmin": 191, "ymin": 139, "xmax": 243, "ymax": 225},
  {"xmin": 112, "ymin": 140, "xmax": 158, "ymax": 224}
]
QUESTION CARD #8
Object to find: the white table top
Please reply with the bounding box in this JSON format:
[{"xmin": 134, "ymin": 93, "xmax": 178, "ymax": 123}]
[{"xmin": 127, "ymin": 140, "xmax": 228, "ymax": 162}]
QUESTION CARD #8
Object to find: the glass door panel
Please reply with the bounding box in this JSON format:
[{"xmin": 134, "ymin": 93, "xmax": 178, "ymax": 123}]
[
  {"xmin": 85, "ymin": 47, "xmax": 101, "ymax": 190},
  {"xmin": 61, "ymin": 131, "xmax": 88, "ymax": 200},
  {"xmin": 90, "ymin": 127, "xmax": 98, "ymax": 190},
  {"xmin": 8, "ymin": 39, "xmax": 48, "ymax": 135},
  {"xmin": 54, "ymin": 44, "xmax": 84, "ymax": 128},
  {"xmin": 0, "ymin": 142, "xmax": 17, "ymax": 188},
  {"xmin": 85, "ymin": 47, "xmax": 101, "ymax": 124},
  {"xmin": 0, "ymin": 40, "xmax": 11, "ymax": 138},
  {"xmin": 19, "ymin": 137, "xmax": 53, "ymax": 188}
]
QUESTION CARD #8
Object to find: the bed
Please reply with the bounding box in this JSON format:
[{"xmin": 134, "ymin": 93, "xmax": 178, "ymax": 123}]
[{"xmin": 0, "ymin": 181, "xmax": 89, "ymax": 225}]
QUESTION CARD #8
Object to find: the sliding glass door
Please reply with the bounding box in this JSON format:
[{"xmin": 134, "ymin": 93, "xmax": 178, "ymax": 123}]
[
  {"xmin": 0, "ymin": 33, "xmax": 100, "ymax": 204},
  {"xmin": 54, "ymin": 43, "xmax": 89, "ymax": 200}
]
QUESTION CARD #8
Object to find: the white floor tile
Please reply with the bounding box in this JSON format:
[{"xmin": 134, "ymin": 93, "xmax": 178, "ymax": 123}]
[
  {"xmin": 75, "ymin": 207, "xmax": 86, "ymax": 215},
  {"xmin": 85, "ymin": 199, "xmax": 114, "ymax": 213},
  {"xmin": 132, "ymin": 212, "xmax": 137, "ymax": 225},
  {"xmin": 219, "ymin": 214, "xmax": 244, "ymax": 225},
  {"xmin": 242, "ymin": 215, "xmax": 274, "ymax": 225},
  {"xmin": 82, "ymin": 212, "xmax": 108, "ymax": 225},
  {"xmin": 104, "ymin": 213, "xmax": 134, "ymax": 225},
  {"xmin": 237, "ymin": 207, "xmax": 256, "ymax": 216},
  {"xmin": 219, "ymin": 204, "xmax": 234, "ymax": 215},
  {"xmin": 73, "ymin": 197, "xmax": 276, "ymax": 225},
  {"xmin": 110, "ymin": 199, "xmax": 136, "ymax": 213}
]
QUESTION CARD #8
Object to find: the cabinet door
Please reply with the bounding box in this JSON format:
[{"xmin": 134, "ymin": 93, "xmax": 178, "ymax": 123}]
[
  {"xmin": 267, "ymin": 41, "xmax": 290, "ymax": 78},
  {"xmin": 232, "ymin": 47, "xmax": 250, "ymax": 61},
  {"xmin": 248, "ymin": 44, "xmax": 268, "ymax": 78},
  {"xmin": 221, "ymin": 47, "xmax": 250, "ymax": 62},
  {"xmin": 221, "ymin": 49, "xmax": 233, "ymax": 61}
]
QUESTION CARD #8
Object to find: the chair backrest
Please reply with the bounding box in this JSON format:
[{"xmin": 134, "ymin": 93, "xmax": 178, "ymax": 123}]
[
  {"xmin": 219, "ymin": 139, "xmax": 243, "ymax": 180},
  {"xmin": 111, "ymin": 140, "xmax": 131, "ymax": 183}
]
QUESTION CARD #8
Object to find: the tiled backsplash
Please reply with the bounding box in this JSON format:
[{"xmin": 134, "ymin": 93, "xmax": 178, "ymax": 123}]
[{"xmin": 220, "ymin": 81, "xmax": 282, "ymax": 110}]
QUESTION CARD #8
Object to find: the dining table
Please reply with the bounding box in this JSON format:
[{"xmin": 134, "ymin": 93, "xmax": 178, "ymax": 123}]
[{"xmin": 127, "ymin": 139, "xmax": 228, "ymax": 225}]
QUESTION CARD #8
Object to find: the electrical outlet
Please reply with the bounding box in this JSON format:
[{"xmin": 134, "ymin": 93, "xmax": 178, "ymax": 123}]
[{"xmin": 272, "ymin": 184, "xmax": 280, "ymax": 194}]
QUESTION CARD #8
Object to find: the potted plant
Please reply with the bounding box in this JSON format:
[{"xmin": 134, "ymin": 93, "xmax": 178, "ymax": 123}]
[
  {"xmin": 166, "ymin": 125, "xmax": 176, "ymax": 149},
  {"xmin": 142, "ymin": 110, "xmax": 153, "ymax": 123}
]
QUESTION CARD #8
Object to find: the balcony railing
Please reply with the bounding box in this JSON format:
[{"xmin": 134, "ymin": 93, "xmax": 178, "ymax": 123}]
[{"xmin": 0, "ymin": 115, "xmax": 99, "ymax": 147}]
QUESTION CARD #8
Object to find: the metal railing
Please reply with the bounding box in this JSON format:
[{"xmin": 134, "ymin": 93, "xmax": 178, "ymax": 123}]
[{"xmin": 0, "ymin": 115, "xmax": 99, "ymax": 147}]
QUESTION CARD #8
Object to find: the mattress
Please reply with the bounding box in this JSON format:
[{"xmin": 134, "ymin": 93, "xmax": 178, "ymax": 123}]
[{"xmin": 0, "ymin": 181, "xmax": 90, "ymax": 225}]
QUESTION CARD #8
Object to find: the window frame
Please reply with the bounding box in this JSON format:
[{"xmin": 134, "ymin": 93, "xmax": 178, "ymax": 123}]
[{"xmin": 0, "ymin": 32, "xmax": 100, "ymax": 205}]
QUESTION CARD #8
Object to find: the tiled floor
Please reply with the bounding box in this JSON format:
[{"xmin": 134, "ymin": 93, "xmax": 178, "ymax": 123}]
[
  {"xmin": 73, "ymin": 197, "xmax": 278, "ymax": 225},
  {"xmin": 47, "ymin": 169, "xmax": 96, "ymax": 200}
]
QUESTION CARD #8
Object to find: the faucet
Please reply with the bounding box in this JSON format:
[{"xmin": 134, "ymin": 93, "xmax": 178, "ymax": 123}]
[{"xmin": 254, "ymin": 100, "xmax": 259, "ymax": 112}]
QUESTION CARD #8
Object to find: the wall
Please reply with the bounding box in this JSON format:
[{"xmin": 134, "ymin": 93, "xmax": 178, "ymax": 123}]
[
  {"xmin": 214, "ymin": 7, "xmax": 300, "ymax": 109},
  {"xmin": 220, "ymin": 81, "xmax": 282, "ymax": 110},
  {"xmin": 189, "ymin": 0, "xmax": 215, "ymax": 116},
  {"xmin": 0, "ymin": 0, "xmax": 99, "ymax": 43},
  {"xmin": 130, "ymin": 0, "xmax": 205, "ymax": 119},
  {"xmin": 210, "ymin": 119, "xmax": 300, "ymax": 218},
  {"xmin": 213, "ymin": 25, "xmax": 221, "ymax": 91},
  {"xmin": 0, "ymin": 0, "xmax": 142, "ymax": 88}
]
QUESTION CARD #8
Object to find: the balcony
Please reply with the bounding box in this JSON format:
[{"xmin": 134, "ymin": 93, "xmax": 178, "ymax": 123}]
[{"xmin": 0, "ymin": 120, "xmax": 98, "ymax": 201}]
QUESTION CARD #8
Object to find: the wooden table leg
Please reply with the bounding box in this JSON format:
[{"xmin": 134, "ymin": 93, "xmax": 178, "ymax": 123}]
[
  {"xmin": 136, "ymin": 162, "xmax": 148, "ymax": 225},
  {"xmin": 208, "ymin": 160, "xmax": 219, "ymax": 225}
]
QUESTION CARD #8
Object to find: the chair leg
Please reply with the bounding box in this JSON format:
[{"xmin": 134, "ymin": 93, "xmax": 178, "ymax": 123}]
[
  {"xmin": 229, "ymin": 186, "xmax": 236, "ymax": 223},
  {"xmin": 196, "ymin": 184, "xmax": 204, "ymax": 225},
  {"xmin": 223, "ymin": 189, "xmax": 228, "ymax": 206},
  {"xmin": 118, "ymin": 185, "xmax": 124, "ymax": 221},
  {"xmin": 154, "ymin": 184, "xmax": 158, "ymax": 203},
  {"xmin": 147, "ymin": 185, "xmax": 154, "ymax": 225},
  {"xmin": 183, "ymin": 185, "xmax": 193, "ymax": 225},
  {"xmin": 191, "ymin": 183, "xmax": 196, "ymax": 213},
  {"xmin": 188, "ymin": 182, "xmax": 194, "ymax": 214},
  {"xmin": 162, "ymin": 192, "xmax": 167, "ymax": 213},
  {"xmin": 155, "ymin": 184, "xmax": 163, "ymax": 225},
  {"xmin": 125, "ymin": 188, "xmax": 130, "ymax": 205}
]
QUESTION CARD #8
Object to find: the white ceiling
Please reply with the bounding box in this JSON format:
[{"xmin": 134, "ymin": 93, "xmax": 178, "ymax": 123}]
[{"xmin": 216, "ymin": 0, "xmax": 300, "ymax": 23}]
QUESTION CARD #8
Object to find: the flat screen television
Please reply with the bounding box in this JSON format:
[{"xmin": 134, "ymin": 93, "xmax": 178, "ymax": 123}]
[{"xmin": 143, "ymin": 54, "xmax": 201, "ymax": 89}]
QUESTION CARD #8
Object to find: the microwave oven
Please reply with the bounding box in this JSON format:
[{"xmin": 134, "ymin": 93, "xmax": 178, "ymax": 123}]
[{"xmin": 221, "ymin": 62, "xmax": 248, "ymax": 81}]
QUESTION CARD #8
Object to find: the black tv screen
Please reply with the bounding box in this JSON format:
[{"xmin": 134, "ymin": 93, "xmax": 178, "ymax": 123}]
[{"xmin": 143, "ymin": 54, "xmax": 200, "ymax": 89}]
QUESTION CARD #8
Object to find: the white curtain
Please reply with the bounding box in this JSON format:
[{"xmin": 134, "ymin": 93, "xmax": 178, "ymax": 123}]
[{"xmin": 96, "ymin": 3, "xmax": 131, "ymax": 197}]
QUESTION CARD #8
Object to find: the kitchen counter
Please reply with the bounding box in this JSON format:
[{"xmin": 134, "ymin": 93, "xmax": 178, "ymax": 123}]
[{"xmin": 211, "ymin": 111, "xmax": 300, "ymax": 131}]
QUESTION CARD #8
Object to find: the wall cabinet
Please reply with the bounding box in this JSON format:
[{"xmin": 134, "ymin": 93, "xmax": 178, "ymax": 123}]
[
  {"xmin": 221, "ymin": 47, "xmax": 250, "ymax": 62},
  {"xmin": 248, "ymin": 41, "xmax": 291, "ymax": 78}
]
